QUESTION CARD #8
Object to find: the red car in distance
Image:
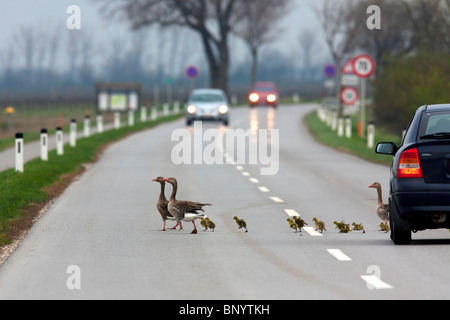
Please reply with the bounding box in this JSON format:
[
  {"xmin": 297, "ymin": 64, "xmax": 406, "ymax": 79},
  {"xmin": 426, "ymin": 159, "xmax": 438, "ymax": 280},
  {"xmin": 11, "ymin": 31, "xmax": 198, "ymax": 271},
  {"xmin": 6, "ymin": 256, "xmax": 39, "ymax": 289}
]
[{"xmin": 248, "ymin": 81, "xmax": 279, "ymax": 108}]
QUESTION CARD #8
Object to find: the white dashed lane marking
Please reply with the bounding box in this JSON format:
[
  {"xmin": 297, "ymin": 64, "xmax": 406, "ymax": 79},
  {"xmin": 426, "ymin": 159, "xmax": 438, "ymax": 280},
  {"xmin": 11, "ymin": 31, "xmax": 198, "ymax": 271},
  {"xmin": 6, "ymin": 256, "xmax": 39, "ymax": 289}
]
[
  {"xmin": 327, "ymin": 249, "xmax": 352, "ymax": 261},
  {"xmin": 360, "ymin": 275, "xmax": 393, "ymax": 289},
  {"xmin": 269, "ymin": 196, "xmax": 284, "ymax": 203}
]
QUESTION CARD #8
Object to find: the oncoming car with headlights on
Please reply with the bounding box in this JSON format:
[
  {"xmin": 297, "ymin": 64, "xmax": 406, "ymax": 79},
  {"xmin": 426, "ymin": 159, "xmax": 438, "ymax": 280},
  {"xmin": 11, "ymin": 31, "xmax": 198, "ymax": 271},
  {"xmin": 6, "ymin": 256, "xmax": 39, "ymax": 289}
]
[
  {"xmin": 185, "ymin": 88, "xmax": 230, "ymax": 126},
  {"xmin": 248, "ymin": 81, "xmax": 278, "ymax": 108}
]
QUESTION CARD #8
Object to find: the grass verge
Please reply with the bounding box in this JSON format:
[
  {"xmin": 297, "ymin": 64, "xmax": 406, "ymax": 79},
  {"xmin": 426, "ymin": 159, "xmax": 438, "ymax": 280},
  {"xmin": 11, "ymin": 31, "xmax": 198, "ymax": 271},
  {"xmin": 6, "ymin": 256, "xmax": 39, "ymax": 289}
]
[
  {"xmin": 304, "ymin": 110, "xmax": 401, "ymax": 165},
  {"xmin": 0, "ymin": 114, "xmax": 182, "ymax": 247}
]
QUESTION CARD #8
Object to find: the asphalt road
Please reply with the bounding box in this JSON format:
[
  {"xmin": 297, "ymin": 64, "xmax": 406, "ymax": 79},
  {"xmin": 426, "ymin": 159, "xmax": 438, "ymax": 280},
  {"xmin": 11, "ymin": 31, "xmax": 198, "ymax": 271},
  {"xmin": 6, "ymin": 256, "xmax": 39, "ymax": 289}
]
[{"xmin": 0, "ymin": 104, "xmax": 449, "ymax": 300}]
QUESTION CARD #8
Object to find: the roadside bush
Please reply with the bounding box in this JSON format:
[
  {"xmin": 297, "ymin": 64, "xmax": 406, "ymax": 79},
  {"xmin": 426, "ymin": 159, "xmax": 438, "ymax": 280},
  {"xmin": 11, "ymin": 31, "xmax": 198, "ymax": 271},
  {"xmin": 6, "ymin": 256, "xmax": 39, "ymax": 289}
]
[{"xmin": 374, "ymin": 50, "xmax": 450, "ymax": 134}]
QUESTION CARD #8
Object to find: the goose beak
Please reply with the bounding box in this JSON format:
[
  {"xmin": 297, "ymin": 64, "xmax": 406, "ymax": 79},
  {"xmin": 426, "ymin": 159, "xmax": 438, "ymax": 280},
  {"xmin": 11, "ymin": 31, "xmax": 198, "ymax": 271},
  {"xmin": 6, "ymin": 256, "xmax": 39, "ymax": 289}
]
[
  {"xmin": 152, "ymin": 178, "xmax": 157, "ymax": 181},
  {"xmin": 163, "ymin": 178, "xmax": 169, "ymax": 181},
  {"xmin": 368, "ymin": 184, "xmax": 373, "ymax": 188}
]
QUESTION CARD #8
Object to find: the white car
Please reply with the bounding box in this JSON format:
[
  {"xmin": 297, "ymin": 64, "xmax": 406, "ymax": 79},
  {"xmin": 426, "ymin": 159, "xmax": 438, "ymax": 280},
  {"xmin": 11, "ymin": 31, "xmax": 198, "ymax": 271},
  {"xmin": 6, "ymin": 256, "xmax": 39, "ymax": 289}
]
[{"xmin": 185, "ymin": 88, "xmax": 230, "ymax": 126}]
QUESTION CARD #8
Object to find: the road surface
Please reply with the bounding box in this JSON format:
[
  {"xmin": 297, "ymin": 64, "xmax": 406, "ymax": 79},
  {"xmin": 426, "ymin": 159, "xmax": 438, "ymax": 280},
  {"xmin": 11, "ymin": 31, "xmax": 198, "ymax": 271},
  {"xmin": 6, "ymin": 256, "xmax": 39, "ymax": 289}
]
[{"xmin": 0, "ymin": 104, "xmax": 449, "ymax": 300}]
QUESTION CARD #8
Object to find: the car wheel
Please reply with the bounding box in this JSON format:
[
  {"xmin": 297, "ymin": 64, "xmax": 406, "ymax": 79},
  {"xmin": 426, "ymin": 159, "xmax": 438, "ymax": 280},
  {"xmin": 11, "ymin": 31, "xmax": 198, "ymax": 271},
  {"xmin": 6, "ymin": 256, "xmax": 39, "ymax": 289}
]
[
  {"xmin": 223, "ymin": 119, "xmax": 229, "ymax": 126},
  {"xmin": 186, "ymin": 119, "xmax": 193, "ymax": 126},
  {"xmin": 389, "ymin": 198, "xmax": 412, "ymax": 244}
]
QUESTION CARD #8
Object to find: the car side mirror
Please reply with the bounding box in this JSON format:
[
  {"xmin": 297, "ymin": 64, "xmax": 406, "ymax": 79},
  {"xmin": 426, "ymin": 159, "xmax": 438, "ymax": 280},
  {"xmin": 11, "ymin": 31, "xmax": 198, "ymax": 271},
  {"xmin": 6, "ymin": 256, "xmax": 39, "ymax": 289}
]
[{"xmin": 376, "ymin": 142, "xmax": 397, "ymax": 155}]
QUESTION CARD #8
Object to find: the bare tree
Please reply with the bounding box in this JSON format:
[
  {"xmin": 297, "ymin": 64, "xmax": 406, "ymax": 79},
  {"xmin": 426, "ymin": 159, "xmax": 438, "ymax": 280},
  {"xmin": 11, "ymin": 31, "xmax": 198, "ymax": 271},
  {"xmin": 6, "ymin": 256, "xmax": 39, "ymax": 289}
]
[
  {"xmin": 401, "ymin": 0, "xmax": 450, "ymax": 52},
  {"xmin": 313, "ymin": 0, "xmax": 359, "ymax": 118},
  {"xmin": 233, "ymin": 0, "xmax": 290, "ymax": 86},
  {"xmin": 14, "ymin": 25, "xmax": 37, "ymax": 84},
  {"xmin": 298, "ymin": 29, "xmax": 319, "ymax": 80},
  {"xmin": 96, "ymin": 0, "xmax": 245, "ymax": 95}
]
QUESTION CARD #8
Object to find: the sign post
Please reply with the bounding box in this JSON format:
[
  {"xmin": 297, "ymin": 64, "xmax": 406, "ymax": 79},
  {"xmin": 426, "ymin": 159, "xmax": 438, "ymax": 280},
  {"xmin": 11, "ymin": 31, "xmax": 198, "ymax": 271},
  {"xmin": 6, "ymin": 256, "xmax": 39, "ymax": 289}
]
[
  {"xmin": 323, "ymin": 64, "xmax": 336, "ymax": 97},
  {"xmin": 352, "ymin": 54, "xmax": 375, "ymax": 138},
  {"xmin": 186, "ymin": 65, "xmax": 198, "ymax": 92}
]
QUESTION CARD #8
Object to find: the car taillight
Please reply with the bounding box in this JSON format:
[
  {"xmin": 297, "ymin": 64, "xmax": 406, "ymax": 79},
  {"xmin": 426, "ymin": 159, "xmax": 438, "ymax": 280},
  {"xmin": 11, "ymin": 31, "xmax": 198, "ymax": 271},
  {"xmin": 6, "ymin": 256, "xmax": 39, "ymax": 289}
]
[
  {"xmin": 397, "ymin": 147, "xmax": 423, "ymax": 178},
  {"xmin": 249, "ymin": 93, "xmax": 259, "ymax": 102}
]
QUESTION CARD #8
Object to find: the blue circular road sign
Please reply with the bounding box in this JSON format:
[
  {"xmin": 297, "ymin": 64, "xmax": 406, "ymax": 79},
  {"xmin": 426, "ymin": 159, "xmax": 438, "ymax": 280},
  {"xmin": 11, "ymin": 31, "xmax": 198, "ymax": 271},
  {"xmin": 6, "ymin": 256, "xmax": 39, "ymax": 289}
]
[
  {"xmin": 186, "ymin": 65, "xmax": 198, "ymax": 79},
  {"xmin": 324, "ymin": 64, "xmax": 336, "ymax": 78}
]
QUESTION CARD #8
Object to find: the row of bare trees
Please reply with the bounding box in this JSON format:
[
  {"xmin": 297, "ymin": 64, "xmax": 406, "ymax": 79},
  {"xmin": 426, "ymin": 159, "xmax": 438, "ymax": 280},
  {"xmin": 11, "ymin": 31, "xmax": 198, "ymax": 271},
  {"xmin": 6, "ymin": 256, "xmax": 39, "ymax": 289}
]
[{"xmin": 97, "ymin": 0, "xmax": 291, "ymax": 95}]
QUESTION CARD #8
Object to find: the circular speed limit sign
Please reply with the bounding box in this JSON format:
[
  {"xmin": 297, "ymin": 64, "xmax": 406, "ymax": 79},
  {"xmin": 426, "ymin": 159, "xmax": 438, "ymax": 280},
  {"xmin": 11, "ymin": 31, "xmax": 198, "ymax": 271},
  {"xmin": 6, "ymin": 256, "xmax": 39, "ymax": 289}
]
[
  {"xmin": 340, "ymin": 87, "xmax": 358, "ymax": 105},
  {"xmin": 352, "ymin": 54, "xmax": 375, "ymax": 78}
]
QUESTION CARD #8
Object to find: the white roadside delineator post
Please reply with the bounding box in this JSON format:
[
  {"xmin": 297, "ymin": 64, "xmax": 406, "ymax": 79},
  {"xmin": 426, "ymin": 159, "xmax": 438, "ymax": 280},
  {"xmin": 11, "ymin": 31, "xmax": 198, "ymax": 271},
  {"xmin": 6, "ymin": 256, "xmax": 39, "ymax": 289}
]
[
  {"xmin": 367, "ymin": 122, "xmax": 375, "ymax": 149},
  {"xmin": 151, "ymin": 107, "xmax": 157, "ymax": 120},
  {"xmin": 70, "ymin": 119, "xmax": 77, "ymax": 147},
  {"xmin": 84, "ymin": 116, "xmax": 90, "ymax": 137},
  {"xmin": 15, "ymin": 132, "xmax": 24, "ymax": 172},
  {"xmin": 174, "ymin": 101, "xmax": 180, "ymax": 114},
  {"xmin": 40, "ymin": 128, "xmax": 48, "ymax": 161},
  {"xmin": 128, "ymin": 110, "xmax": 134, "ymax": 126},
  {"xmin": 114, "ymin": 112, "xmax": 120, "ymax": 129},
  {"xmin": 140, "ymin": 106, "xmax": 147, "ymax": 122},
  {"xmin": 96, "ymin": 112, "xmax": 103, "ymax": 133},
  {"xmin": 345, "ymin": 117, "xmax": 352, "ymax": 138},
  {"xmin": 337, "ymin": 117, "xmax": 344, "ymax": 137},
  {"xmin": 56, "ymin": 127, "xmax": 64, "ymax": 155},
  {"xmin": 163, "ymin": 103, "xmax": 169, "ymax": 116}
]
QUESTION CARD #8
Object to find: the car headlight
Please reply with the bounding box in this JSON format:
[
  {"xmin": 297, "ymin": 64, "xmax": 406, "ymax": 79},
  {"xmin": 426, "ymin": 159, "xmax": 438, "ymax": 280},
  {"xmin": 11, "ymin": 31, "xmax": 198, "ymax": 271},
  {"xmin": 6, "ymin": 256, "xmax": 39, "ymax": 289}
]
[
  {"xmin": 249, "ymin": 93, "xmax": 259, "ymax": 102},
  {"xmin": 267, "ymin": 94, "xmax": 277, "ymax": 103},
  {"xmin": 218, "ymin": 105, "xmax": 229, "ymax": 114},
  {"xmin": 186, "ymin": 105, "xmax": 197, "ymax": 114}
]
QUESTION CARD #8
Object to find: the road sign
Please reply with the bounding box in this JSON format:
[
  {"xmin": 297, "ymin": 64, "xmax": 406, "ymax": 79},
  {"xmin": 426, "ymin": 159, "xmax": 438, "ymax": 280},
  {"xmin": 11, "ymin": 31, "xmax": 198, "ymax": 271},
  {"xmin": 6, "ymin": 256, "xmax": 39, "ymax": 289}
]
[
  {"xmin": 340, "ymin": 87, "xmax": 358, "ymax": 105},
  {"xmin": 352, "ymin": 54, "xmax": 375, "ymax": 78},
  {"xmin": 324, "ymin": 64, "xmax": 336, "ymax": 78},
  {"xmin": 186, "ymin": 65, "xmax": 198, "ymax": 79},
  {"xmin": 341, "ymin": 74, "xmax": 359, "ymax": 86},
  {"xmin": 342, "ymin": 58, "xmax": 354, "ymax": 74}
]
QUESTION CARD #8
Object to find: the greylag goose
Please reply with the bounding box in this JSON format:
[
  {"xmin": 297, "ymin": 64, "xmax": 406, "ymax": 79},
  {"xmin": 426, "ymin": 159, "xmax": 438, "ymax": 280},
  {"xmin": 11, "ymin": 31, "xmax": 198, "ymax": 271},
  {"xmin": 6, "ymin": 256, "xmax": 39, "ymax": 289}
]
[
  {"xmin": 312, "ymin": 217, "xmax": 326, "ymax": 233},
  {"xmin": 368, "ymin": 182, "xmax": 389, "ymax": 223},
  {"xmin": 164, "ymin": 177, "xmax": 211, "ymax": 234},
  {"xmin": 152, "ymin": 176, "xmax": 175, "ymax": 231},
  {"xmin": 233, "ymin": 216, "xmax": 248, "ymax": 232}
]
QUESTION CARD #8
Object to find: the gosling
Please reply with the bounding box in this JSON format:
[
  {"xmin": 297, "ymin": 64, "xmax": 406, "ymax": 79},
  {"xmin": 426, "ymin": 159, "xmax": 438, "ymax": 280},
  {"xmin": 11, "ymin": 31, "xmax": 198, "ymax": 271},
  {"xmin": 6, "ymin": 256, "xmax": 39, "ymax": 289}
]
[
  {"xmin": 312, "ymin": 217, "xmax": 326, "ymax": 233},
  {"xmin": 287, "ymin": 218, "xmax": 299, "ymax": 232},
  {"xmin": 352, "ymin": 222, "xmax": 366, "ymax": 233},
  {"xmin": 233, "ymin": 216, "xmax": 248, "ymax": 232},
  {"xmin": 205, "ymin": 217, "xmax": 216, "ymax": 232}
]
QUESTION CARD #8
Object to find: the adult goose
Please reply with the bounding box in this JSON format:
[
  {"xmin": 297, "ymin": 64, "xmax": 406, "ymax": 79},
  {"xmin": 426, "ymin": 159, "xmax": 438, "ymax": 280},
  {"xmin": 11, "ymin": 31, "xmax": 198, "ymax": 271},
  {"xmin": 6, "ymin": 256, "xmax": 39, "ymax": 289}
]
[
  {"xmin": 164, "ymin": 177, "xmax": 211, "ymax": 234},
  {"xmin": 152, "ymin": 176, "xmax": 175, "ymax": 231},
  {"xmin": 368, "ymin": 182, "xmax": 389, "ymax": 223}
]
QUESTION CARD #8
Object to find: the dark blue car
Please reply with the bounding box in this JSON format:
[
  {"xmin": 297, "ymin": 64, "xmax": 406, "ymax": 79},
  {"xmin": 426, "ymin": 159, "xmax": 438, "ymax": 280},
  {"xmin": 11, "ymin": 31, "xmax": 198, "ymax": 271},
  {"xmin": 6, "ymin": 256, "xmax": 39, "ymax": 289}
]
[{"xmin": 376, "ymin": 104, "xmax": 450, "ymax": 244}]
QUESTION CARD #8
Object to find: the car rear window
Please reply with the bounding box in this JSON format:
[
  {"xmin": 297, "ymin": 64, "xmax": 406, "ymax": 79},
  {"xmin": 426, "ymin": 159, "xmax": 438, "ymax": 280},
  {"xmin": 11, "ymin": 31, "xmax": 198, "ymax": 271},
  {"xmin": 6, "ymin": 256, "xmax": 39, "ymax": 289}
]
[
  {"xmin": 418, "ymin": 111, "xmax": 450, "ymax": 138},
  {"xmin": 190, "ymin": 93, "xmax": 224, "ymax": 102}
]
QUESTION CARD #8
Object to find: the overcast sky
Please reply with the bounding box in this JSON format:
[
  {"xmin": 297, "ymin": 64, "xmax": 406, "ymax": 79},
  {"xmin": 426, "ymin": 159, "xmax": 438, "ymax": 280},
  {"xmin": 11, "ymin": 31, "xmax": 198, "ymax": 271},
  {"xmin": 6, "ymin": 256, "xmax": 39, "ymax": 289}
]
[{"xmin": 0, "ymin": 0, "xmax": 328, "ymax": 73}]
